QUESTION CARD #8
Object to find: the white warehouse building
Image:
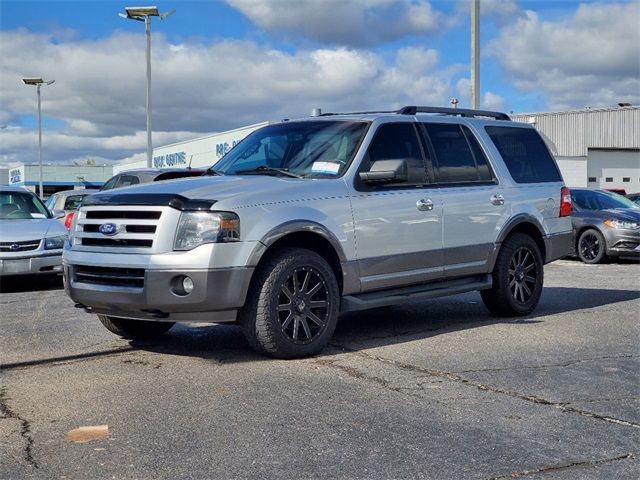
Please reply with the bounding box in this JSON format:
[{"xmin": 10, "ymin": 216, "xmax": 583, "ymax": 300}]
[
  {"xmin": 113, "ymin": 122, "xmax": 268, "ymax": 174},
  {"xmin": 511, "ymin": 106, "xmax": 640, "ymax": 192}
]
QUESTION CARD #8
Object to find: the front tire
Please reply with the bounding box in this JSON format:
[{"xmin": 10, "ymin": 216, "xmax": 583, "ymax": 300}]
[
  {"xmin": 577, "ymin": 229, "xmax": 606, "ymax": 264},
  {"xmin": 481, "ymin": 233, "xmax": 544, "ymax": 317},
  {"xmin": 239, "ymin": 248, "xmax": 340, "ymax": 359},
  {"xmin": 98, "ymin": 315, "xmax": 175, "ymax": 340}
]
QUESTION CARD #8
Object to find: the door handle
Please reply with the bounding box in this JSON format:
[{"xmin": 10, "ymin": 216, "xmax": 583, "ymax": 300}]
[
  {"xmin": 416, "ymin": 198, "xmax": 434, "ymax": 211},
  {"xmin": 490, "ymin": 194, "xmax": 505, "ymax": 206}
]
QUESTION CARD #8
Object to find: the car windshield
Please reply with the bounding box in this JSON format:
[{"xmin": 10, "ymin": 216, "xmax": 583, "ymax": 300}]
[
  {"xmin": 214, "ymin": 121, "xmax": 369, "ymax": 178},
  {"xmin": 572, "ymin": 190, "xmax": 639, "ymax": 210},
  {"xmin": 0, "ymin": 191, "xmax": 52, "ymax": 220}
]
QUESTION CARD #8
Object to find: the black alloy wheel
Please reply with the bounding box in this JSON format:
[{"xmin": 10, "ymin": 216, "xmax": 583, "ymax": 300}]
[
  {"xmin": 481, "ymin": 232, "xmax": 544, "ymax": 317},
  {"xmin": 239, "ymin": 247, "xmax": 340, "ymax": 358},
  {"xmin": 578, "ymin": 229, "xmax": 606, "ymax": 264},
  {"xmin": 508, "ymin": 246, "xmax": 538, "ymax": 304},
  {"xmin": 277, "ymin": 267, "xmax": 330, "ymax": 344}
]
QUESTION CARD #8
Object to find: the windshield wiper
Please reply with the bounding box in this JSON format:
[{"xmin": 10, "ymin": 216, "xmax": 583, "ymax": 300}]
[
  {"xmin": 234, "ymin": 165, "xmax": 302, "ymax": 178},
  {"xmin": 202, "ymin": 167, "xmax": 224, "ymax": 176}
]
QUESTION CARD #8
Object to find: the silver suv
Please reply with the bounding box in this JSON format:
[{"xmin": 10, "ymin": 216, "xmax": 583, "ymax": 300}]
[{"xmin": 64, "ymin": 106, "xmax": 573, "ymax": 358}]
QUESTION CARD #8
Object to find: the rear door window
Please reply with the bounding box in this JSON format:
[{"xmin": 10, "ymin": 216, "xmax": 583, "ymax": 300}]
[
  {"xmin": 422, "ymin": 123, "xmax": 493, "ymax": 183},
  {"xmin": 485, "ymin": 126, "xmax": 562, "ymax": 183}
]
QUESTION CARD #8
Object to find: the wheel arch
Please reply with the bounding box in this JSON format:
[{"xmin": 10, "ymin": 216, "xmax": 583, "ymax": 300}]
[
  {"xmin": 495, "ymin": 215, "xmax": 547, "ymax": 264},
  {"xmin": 247, "ymin": 221, "xmax": 357, "ymax": 295}
]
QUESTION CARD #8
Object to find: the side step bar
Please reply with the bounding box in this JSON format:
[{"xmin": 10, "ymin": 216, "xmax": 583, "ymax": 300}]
[{"xmin": 340, "ymin": 275, "xmax": 492, "ymax": 313}]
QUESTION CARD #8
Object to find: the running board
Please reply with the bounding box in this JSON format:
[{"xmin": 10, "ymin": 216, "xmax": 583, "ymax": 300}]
[{"xmin": 340, "ymin": 275, "xmax": 492, "ymax": 313}]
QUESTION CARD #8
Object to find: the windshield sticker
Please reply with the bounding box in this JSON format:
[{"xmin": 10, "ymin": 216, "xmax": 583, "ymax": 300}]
[{"xmin": 311, "ymin": 162, "xmax": 340, "ymax": 175}]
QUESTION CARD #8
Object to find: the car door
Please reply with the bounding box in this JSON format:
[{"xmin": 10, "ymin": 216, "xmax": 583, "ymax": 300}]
[
  {"xmin": 421, "ymin": 122, "xmax": 507, "ymax": 278},
  {"xmin": 349, "ymin": 122, "xmax": 444, "ymax": 292}
]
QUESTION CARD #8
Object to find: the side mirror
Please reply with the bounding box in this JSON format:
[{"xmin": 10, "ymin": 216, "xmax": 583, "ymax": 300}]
[
  {"xmin": 52, "ymin": 209, "xmax": 66, "ymax": 219},
  {"xmin": 359, "ymin": 159, "xmax": 408, "ymax": 184}
]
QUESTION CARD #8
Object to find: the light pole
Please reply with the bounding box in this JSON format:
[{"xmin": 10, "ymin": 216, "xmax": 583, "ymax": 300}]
[
  {"xmin": 470, "ymin": 0, "xmax": 480, "ymax": 109},
  {"xmin": 119, "ymin": 6, "xmax": 175, "ymax": 168},
  {"xmin": 22, "ymin": 77, "xmax": 55, "ymax": 198}
]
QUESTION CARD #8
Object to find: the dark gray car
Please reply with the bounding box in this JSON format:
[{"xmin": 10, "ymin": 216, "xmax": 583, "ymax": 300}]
[{"xmin": 571, "ymin": 188, "xmax": 640, "ymax": 263}]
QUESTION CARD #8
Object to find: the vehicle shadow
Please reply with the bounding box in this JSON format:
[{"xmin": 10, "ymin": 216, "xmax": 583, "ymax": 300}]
[
  {"xmin": 131, "ymin": 286, "xmax": 639, "ymax": 363},
  {"xmin": 0, "ymin": 274, "xmax": 63, "ymax": 293}
]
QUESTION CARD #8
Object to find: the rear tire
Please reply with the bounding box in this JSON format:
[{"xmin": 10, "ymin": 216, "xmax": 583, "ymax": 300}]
[
  {"xmin": 239, "ymin": 248, "xmax": 340, "ymax": 359},
  {"xmin": 481, "ymin": 233, "xmax": 544, "ymax": 317},
  {"xmin": 577, "ymin": 229, "xmax": 606, "ymax": 264},
  {"xmin": 98, "ymin": 315, "xmax": 175, "ymax": 340}
]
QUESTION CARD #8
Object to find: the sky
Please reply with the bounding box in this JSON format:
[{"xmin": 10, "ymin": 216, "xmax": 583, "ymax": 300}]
[{"xmin": 0, "ymin": 0, "xmax": 639, "ymax": 166}]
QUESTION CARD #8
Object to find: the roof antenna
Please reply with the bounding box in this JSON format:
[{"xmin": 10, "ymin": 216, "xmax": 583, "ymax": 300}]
[{"xmin": 187, "ymin": 155, "xmax": 193, "ymax": 170}]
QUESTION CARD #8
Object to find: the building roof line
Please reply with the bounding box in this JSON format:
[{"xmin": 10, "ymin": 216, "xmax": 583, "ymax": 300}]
[{"xmin": 512, "ymin": 106, "xmax": 639, "ymax": 117}]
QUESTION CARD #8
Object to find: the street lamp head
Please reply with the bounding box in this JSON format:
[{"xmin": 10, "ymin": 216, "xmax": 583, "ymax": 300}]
[
  {"xmin": 22, "ymin": 77, "xmax": 44, "ymax": 85},
  {"xmin": 22, "ymin": 77, "xmax": 55, "ymax": 86},
  {"xmin": 124, "ymin": 6, "xmax": 159, "ymax": 18},
  {"xmin": 159, "ymin": 9, "xmax": 176, "ymax": 20}
]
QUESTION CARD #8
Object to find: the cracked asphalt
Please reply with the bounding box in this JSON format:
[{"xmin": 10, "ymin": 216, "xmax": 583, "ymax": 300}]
[{"xmin": 0, "ymin": 259, "xmax": 639, "ymax": 479}]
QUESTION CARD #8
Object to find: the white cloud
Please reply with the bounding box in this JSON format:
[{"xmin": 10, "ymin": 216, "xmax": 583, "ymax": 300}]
[
  {"xmin": 0, "ymin": 30, "xmax": 463, "ymax": 165},
  {"xmin": 487, "ymin": 1, "xmax": 640, "ymax": 110},
  {"xmin": 226, "ymin": 0, "xmax": 444, "ymax": 47}
]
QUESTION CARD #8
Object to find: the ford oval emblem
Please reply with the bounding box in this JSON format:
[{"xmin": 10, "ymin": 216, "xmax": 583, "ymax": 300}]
[{"xmin": 99, "ymin": 223, "xmax": 119, "ymax": 236}]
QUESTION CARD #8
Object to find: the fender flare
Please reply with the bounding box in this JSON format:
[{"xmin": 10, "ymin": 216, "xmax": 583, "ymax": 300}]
[{"xmin": 247, "ymin": 220, "xmax": 348, "ymax": 267}]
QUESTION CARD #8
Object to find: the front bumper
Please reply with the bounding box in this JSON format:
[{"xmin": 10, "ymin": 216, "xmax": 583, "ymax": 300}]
[
  {"xmin": 64, "ymin": 265, "xmax": 254, "ymax": 323},
  {"xmin": 0, "ymin": 252, "xmax": 63, "ymax": 277},
  {"xmin": 604, "ymin": 229, "xmax": 640, "ymax": 258}
]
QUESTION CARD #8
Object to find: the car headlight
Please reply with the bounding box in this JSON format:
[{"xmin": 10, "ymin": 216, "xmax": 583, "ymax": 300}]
[
  {"xmin": 604, "ymin": 219, "xmax": 640, "ymax": 230},
  {"xmin": 44, "ymin": 235, "xmax": 66, "ymax": 250},
  {"xmin": 173, "ymin": 211, "xmax": 240, "ymax": 251}
]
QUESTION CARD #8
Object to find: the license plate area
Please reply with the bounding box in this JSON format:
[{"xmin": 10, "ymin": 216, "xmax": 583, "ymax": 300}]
[{"xmin": 1, "ymin": 259, "xmax": 31, "ymax": 273}]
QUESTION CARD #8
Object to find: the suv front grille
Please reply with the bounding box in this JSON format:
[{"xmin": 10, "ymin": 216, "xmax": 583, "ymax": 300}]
[
  {"xmin": 73, "ymin": 265, "xmax": 145, "ymax": 288},
  {"xmin": 0, "ymin": 239, "xmax": 41, "ymax": 252},
  {"xmin": 85, "ymin": 211, "xmax": 162, "ymax": 220},
  {"xmin": 75, "ymin": 207, "xmax": 164, "ymax": 250}
]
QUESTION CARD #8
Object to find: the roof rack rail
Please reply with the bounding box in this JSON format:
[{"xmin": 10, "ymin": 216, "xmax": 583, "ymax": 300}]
[
  {"xmin": 397, "ymin": 106, "xmax": 511, "ymax": 121},
  {"xmin": 319, "ymin": 109, "xmax": 397, "ymax": 116}
]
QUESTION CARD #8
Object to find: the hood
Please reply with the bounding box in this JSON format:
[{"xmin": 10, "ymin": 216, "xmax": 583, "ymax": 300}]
[
  {"xmin": 604, "ymin": 208, "xmax": 640, "ymax": 222},
  {"xmin": 83, "ymin": 175, "xmax": 331, "ymax": 210},
  {"xmin": 0, "ymin": 217, "xmax": 67, "ymax": 242}
]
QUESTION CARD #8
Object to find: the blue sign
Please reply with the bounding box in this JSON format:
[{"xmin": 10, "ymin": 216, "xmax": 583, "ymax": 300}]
[
  {"xmin": 9, "ymin": 169, "xmax": 21, "ymax": 184},
  {"xmin": 215, "ymin": 140, "xmax": 240, "ymax": 159},
  {"xmin": 153, "ymin": 151, "xmax": 186, "ymax": 168}
]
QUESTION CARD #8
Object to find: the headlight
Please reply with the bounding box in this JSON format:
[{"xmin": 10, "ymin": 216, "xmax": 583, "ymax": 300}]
[
  {"xmin": 604, "ymin": 219, "xmax": 640, "ymax": 230},
  {"xmin": 173, "ymin": 211, "xmax": 240, "ymax": 251},
  {"xmin": 44, "ymin": 235, "xmax": 66, "ymax": 250}
]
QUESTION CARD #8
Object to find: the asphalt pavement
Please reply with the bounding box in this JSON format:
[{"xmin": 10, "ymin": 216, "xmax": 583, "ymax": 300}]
[{"xmin": 1, "ymin": 259, "xmax": 639, "ymax": 479}]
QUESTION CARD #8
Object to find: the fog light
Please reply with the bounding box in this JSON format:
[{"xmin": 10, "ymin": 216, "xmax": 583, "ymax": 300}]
[
  {"xmin": 171, "ymin": 275, "xmax": 194, "ymax": 296},
  {"xmin": 182, "ymin": 276, "xmax": 194, "ymax": 294}
]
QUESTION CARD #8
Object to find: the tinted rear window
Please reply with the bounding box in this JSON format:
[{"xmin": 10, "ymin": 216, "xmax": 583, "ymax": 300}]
[
  {"xmin": 485, "ymin": 126, "xmax": 561, "ymax": 183},
  {"xmin": 424, "ymin": 123, "xmax": 494, "ymax": 183}
]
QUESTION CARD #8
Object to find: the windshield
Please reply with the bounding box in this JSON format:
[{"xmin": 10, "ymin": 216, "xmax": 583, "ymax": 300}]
[
  {"xmin": 0, "ymin": 191, "xmax": 52, "ymax": 220},
  {"xmin": 572, "ymin": 190, "xmax": 639, "ymax": 210},
  {"xmin": 214, "ymin": 121, "xmax": 369, "ymax": 178}
]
